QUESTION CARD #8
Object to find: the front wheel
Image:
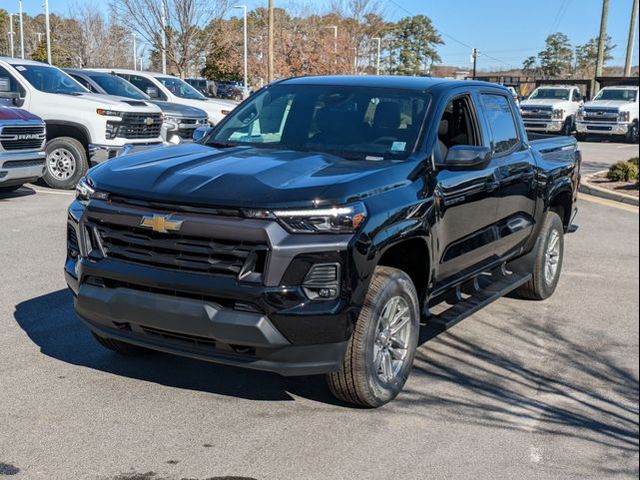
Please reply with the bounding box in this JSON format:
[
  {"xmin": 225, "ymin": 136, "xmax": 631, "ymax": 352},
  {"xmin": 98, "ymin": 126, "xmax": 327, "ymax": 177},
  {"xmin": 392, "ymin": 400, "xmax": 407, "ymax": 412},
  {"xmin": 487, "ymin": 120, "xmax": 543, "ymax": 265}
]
[
  {"xmin": 326, "ymin": 267, "xmax": 420, "ymax": 408},
  {"xmin": 516, "ymin": 212, "xmax": 565, "ymax": 300},
  {"xmin": 626, "ymin": 121, "xmax": 639, "ymax": 144},
  {"xmin": 561, "ymin": 117, "xmax": 573, "ymax": 136},
  {"xmin": 43, "ymin": 137, "xmax": 88, "ymax": 190}
]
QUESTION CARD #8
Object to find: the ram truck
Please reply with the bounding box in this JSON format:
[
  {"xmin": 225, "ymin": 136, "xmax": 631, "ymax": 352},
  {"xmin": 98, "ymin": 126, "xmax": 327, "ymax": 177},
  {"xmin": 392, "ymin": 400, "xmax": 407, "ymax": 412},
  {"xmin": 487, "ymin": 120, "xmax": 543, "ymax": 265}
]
[
  {"xmin": 65, "ymin": 77, "xmax": 580, "ymax": 407},
  {"xmin": 0, "ymin": 104, "xmax": 46, "ymax": 192},
  {"xmin": 520, "ymin": 85, "xmax": 583, "ymax": 135},
  {"xmin": 0, "ymin": 57, "xmax": 164, "ymax": 190},
  {"xmin": 576, "ymin": 85, "xmax": 639, "ymax": 143}
]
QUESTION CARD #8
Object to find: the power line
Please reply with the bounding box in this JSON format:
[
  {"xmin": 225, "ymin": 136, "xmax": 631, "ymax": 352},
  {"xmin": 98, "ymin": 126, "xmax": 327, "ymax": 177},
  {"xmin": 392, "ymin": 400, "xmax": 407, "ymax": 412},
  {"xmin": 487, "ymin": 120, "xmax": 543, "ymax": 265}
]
[
  {"xmin": 547, "ymin": 0, "xmax": 572, "ymax": 36},
  {"xmin": 385, "ymin": 0, "xmax": 518, "ymax": 70}
]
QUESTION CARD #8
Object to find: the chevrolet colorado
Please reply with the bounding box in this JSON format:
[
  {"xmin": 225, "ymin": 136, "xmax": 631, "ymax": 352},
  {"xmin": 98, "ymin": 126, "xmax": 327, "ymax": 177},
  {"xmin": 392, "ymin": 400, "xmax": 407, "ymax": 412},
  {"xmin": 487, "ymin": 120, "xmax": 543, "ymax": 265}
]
[{"xmin": 65, "ymin": 77, "xmax": 580, "ymax": 407}]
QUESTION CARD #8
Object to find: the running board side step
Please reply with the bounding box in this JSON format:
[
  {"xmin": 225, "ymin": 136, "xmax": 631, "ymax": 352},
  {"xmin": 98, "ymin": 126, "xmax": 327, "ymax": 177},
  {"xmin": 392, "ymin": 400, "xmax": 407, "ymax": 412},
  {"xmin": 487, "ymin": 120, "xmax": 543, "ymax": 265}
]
[{"xmin": 425, "ymin": 271, "xmax": 532, "ymax": 332}]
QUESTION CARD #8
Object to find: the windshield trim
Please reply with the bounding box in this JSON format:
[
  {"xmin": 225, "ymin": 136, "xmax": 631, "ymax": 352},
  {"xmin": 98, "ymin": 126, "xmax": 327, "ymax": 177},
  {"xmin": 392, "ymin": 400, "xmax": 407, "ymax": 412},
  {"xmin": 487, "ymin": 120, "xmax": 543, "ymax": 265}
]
[{"xmin": 206, "ymin": 84, "xmax": 432, "ymax": 162}]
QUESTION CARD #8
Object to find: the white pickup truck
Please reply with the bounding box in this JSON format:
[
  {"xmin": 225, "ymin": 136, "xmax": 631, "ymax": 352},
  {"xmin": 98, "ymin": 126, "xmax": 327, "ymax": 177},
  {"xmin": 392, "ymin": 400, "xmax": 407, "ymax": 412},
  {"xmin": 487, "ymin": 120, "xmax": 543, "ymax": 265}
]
[
  {"xmin": 94, "ymin": 69, "xmax": 238, "ymax": 126},
  {"xmin": 576, "ymin": 85, "xmax": 639, "ymax": 143},
  {"xmin": 519, "ymin": 85, "xmax": 584, "ymax": 136},
  {"xmin": 0, "ymin": 57, "xmax": 164, "ymax": 189}
]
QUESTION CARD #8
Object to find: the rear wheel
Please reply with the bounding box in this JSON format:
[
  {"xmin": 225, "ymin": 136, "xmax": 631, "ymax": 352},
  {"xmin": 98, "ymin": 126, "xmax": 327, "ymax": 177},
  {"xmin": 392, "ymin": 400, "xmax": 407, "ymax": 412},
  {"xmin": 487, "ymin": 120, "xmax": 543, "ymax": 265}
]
[
  {"xmin": 92, "ymin": 333, "xmax": 151, "ymax": 356},
  {"xmin": 43, "ymin": 137, "xmax": 88, "ymax": 190},
  {"xmin": 516, "ymin": 212, "xmax": 565, "ymax": 300},
  {"xmin": 326, "ymin": 267, "xmax": 420, "ymax": 408}
]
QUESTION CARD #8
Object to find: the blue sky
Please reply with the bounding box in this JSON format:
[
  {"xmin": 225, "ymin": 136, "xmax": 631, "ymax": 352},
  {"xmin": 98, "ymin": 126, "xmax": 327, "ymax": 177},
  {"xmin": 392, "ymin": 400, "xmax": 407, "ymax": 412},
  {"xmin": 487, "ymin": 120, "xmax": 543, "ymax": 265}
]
[{"xmin": 16, "ymin": 0, "xmax": 640, "ymax": 69}]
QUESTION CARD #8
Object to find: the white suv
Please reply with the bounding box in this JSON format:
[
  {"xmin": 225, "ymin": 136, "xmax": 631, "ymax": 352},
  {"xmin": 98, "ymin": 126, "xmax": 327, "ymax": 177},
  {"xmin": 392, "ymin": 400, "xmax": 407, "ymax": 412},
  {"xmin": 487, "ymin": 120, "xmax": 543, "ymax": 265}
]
[
  {"xmin": 576, "ymin": 86, "xmax": 639, "ymax": 143},
  {"xmin": 520, "ymin": 85, "xmax": 583, "ymax": 136},
  {"xmin": 0, "ymin": 57, "xmax": 164, "ymax": 189},
  {"xmin": 95, "ymin": 69, "xmax": 238, "ymax": 126}
]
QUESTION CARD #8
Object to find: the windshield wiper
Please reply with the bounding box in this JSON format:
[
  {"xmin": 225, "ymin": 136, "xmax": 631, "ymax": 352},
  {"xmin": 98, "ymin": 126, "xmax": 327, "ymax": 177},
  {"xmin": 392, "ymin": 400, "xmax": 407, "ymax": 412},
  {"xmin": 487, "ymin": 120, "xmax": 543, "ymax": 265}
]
[
  {"xmin": 50, "ymin": 90, "xmax": 83, "ymax": 96},
  {"xmin": 207, "ymin": 141, "xmax": 237, "ymax": 149}
]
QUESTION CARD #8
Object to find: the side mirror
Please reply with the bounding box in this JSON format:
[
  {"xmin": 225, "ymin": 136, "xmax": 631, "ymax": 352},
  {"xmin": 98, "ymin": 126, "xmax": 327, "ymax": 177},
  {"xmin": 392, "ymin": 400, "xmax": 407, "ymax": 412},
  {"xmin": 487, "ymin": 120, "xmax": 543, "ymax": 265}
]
[
  {"xmin": 193, "ymin": 126, "xmax": 212, "ymax": 142},
  {"xmin": 146, "ymin": 87, "xmax": 159, "ymax": 99},
  {"xmin": 0, "ymin": 77, "xmax": 19, "ymax": 99},
  {"xmin": 442, "ymin": 145, "xmax": 492, "ymax": 169}
]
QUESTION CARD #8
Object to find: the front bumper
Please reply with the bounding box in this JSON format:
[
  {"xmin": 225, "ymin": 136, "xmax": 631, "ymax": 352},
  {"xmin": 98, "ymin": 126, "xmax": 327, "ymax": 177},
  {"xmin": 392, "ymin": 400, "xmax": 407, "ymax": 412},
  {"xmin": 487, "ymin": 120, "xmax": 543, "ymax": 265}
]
[
  {"xmin": 65, "ymin": 199, "xmax": 357, "ymax": 376},
  {"xmin": 88, "ymin": 142, "xmax": 164, "ymax": 164},
  {"xmin": 522, "ymin": 119, "xmax": 563, "ymax": 132},
  {"xmin": 0, "ymin": 150, "xmax": 46, "ymax": 186},
  {"xmin": 575, "ymin": 122, "xmax": 631, "ymax": 135}
]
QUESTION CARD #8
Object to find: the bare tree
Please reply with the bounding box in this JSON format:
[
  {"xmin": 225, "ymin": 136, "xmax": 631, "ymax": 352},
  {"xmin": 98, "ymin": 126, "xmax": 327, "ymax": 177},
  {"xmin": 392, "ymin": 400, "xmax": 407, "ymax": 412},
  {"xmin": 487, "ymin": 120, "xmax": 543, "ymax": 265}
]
[{"xmin": 110, "ymin": 0, "xmax": 232, "ymax": 77}]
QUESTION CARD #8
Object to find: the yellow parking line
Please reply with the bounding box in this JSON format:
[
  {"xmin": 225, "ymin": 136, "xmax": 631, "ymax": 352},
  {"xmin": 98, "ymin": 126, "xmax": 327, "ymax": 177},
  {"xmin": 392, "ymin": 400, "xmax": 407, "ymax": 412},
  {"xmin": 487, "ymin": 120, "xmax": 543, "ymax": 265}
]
[{"xmin": 579, "ymin": 193, "xmax": 639, "ymax": 213}]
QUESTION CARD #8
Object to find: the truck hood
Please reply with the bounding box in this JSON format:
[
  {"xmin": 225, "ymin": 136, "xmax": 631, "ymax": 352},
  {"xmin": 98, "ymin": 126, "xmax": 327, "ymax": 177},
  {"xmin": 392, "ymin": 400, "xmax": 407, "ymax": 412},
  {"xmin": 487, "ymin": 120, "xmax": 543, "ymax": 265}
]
[
  {"xmin": 89, "ymin": 143, "xmax": 412, "ymax": 209},
  {"xmin": 583, "ymin": 100, "xmax": 632, "ymax": 109},
  {"xmin": 0, "ymin": 106, "xmax": 42, "ymax": 122},
  {"xmin": 54, "ymin": 92, "xmax": 162, "ymax": 113},
  {"xmin": 521, "ymin": 98, "xmax": 568, "ymax": 108},
  {"xmin": 150, "ymin": 101, "xmax": 208, "ymax": 118}
]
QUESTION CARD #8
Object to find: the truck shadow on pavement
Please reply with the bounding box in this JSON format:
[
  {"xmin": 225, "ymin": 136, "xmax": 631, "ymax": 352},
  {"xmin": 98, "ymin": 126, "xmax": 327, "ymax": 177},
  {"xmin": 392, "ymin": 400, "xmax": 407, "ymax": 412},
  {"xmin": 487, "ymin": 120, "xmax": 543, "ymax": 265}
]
[{"xmin": 13, "ymin": 289, "xmax": 343, "ymax": 405}]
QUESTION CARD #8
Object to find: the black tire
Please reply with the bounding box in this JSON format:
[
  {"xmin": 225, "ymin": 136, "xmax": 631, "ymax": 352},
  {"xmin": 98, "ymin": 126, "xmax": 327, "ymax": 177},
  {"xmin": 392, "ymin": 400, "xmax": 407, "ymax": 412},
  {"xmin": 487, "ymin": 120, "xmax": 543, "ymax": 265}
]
[
  {"xmin": 43, "ymin": 137, "xmax": 88, "ymax": 190},
  {"xmin": 516, "ymin": 212, "xmax": 565, "ymax": 300},
  {"xmin": 575, "ymin": 132, "xmax": 588, "ymax": 142},
  {"xmin": 92, "ymin": 333, "xmax": 151, "ymax": 356},
  {"xmin": 0, "ymin": 185, "xmax": 22, "ymax": 193},
  {"xmin": 326, "ymin": 266, "xmax": 420, "ymax": 408},
  {"xmin": 626, "ymin": 121, "xmax": 639, "ymax": 144},
  {"xmin": 561, "ymin": 117, "xmax": 573, "ymax": 136}
]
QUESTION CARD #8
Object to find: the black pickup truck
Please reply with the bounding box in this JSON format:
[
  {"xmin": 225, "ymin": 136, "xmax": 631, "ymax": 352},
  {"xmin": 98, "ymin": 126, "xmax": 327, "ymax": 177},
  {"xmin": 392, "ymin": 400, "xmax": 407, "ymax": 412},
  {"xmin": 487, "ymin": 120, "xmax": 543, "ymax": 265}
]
[{"xmin": 65, "ymin": 76, "xmax": 580, "ymax": 407}]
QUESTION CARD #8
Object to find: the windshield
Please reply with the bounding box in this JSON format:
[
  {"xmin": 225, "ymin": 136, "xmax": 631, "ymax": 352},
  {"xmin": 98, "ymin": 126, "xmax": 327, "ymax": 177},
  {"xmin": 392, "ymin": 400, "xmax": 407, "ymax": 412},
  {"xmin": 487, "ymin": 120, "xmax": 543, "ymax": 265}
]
[
  {"xmin": 529, "ymin": 88, "xmax": 570, "ymax": 100},
  {"xmin": 209, "ymin": 84, "xmax": 429, "ymax": 160},
  {"xmin": 14, "ymin": 64, "xmax": 87, "ymax": 94},
  {"xmin": 157, "ymin": 76, "xmax": 205, "ymax": 99},
  {"xmin": 593, "ymin": 89, "xmax": 638, "ymax": 102},
  {"xmin": 89, "ymin": 73, "xmax": 148, "ymax": 100}
]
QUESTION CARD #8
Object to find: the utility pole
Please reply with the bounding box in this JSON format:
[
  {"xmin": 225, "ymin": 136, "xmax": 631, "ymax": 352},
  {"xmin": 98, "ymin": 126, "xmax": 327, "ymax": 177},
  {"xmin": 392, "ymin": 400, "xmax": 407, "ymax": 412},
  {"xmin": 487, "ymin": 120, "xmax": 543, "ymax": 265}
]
[
  {"xmin": 595, "ymin": 0, "xmax": 610, "ymax": 90},
  {"xmin": 234, "ymin": 5, "xmax": 248, "ymax": 98},
  {"xmin": 8, "ymin": 14, "xmax": 14, "ymax": 58},
  {"xmin": 471, "ymin": 48, "xmax": 478, "ymax": 80},
  {"xmin": 44, "ymin": 0, "xmax": 52, "ymax": 64},
  {"xmin": 161, "ymin": 0, "xmax": 167, "ymax": 74},
  {"xmin": 372, "ymin": 37, "xmax": 381, "ymax": 75},
  {"xmin": 624, "ymin": 0, "xmax": 639, "ymax": 77},
  {"xmin": 267, "ymin": 0, "xmax": 274, "ymax": 82},
  {"xmin": 18, "ymin": 0, "xmax": 25, "ymax": 59},
  {"xmin": 132, "ymin": 33, "xmax": 137, "ymax": 70}
]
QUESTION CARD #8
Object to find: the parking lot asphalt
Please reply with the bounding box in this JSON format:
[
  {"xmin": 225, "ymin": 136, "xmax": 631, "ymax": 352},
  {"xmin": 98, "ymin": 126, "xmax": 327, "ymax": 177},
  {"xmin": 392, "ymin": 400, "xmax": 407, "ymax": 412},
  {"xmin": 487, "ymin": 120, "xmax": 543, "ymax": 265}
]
[{"xmin": 0, "ymin": 141, "xmax": 638, "ymax": 480}]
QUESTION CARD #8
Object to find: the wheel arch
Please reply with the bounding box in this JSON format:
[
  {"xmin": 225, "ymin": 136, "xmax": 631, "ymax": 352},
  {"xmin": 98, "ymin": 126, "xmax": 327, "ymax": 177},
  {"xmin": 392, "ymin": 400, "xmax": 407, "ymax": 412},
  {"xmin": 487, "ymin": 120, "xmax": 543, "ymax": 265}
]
[
  {"xmin": 45, "ymin": 121, "xmax": 91, "ymax": 153},
  {"xmin": 376, "ymin": 236, "xmax": 431, "ymax": 304},
  {"xmin": 548, "ymin": 188, "xmax": 574, "ymax": 230}
]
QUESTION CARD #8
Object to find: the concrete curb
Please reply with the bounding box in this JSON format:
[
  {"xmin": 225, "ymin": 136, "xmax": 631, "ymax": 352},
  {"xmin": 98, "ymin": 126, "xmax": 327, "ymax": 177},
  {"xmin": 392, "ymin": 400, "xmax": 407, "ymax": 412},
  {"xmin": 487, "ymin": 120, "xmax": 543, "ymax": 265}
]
[{"xmin": 579, "ymin": 170, "xmax": 639, "ymax": 206}]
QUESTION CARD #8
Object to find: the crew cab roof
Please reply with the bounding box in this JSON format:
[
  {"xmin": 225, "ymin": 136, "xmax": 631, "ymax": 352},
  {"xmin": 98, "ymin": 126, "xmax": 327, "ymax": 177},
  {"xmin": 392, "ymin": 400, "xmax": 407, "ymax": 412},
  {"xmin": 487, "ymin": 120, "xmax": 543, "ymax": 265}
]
[{"xmin": 275, "ymin": 75, "xmax": 502, "ymax": 93}]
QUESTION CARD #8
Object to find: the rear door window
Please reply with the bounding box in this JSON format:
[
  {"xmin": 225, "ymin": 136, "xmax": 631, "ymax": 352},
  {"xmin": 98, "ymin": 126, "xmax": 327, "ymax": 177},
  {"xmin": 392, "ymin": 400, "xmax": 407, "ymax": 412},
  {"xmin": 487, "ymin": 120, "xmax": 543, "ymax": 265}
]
[{"xmin": 481, "ymin": 94, "xmax": 519, "ymax": 155}]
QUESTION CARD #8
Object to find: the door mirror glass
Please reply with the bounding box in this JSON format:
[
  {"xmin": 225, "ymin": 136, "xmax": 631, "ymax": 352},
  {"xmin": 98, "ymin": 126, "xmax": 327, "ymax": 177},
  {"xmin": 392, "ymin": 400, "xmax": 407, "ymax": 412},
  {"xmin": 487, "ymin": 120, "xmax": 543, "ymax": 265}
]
[
  {"xmin": 146, "ymin": 86, "xmax": 159, "ymax": 99},
  {"xmin": 193, "ymin": 126, "xmax": 212, "ymax": 142},
  {"xmin": 443, "ymin": 145, "xmax": 492, "ymax": 169}
]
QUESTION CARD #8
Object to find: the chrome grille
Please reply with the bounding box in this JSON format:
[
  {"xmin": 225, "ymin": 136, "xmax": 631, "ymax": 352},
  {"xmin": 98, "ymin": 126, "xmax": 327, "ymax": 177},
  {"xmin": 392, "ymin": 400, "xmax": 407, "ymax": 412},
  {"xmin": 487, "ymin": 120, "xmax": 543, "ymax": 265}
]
[
  {"xmin": 0, "ymin": 125, "xmax": 46, "ymax": 151},
  {"xmin": 583, "ymin": 108, "xmax": 618, "ymax": 123},
  {"xmin": 520, "ymin": 107, "xmax": 553, "ymax": 120}
]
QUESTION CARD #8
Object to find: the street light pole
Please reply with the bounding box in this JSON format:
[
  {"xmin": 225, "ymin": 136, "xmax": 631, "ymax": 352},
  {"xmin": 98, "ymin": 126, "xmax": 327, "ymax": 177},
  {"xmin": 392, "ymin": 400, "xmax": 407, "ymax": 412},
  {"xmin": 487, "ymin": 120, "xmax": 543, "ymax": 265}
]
[
  {"xmin": 132, "ymin": 33, "xmax": 137, "ymax": 70},
  {"xmin": 18, "ymin": 0, "xmax": 25, "ymax": 59},
  {"xmin": 624, "ymin": 0, "xmax": 639, "ymax": 77},
  {"xmin": 234, "ymin": 5, "xmax": 248, "ymax": 98},
  {"xmin": 372, "ymin": 37, "xmax": 381, "ymax": 75},
  {"xmin": 8, "ymin": 14, "xmax": 14, "ymax": 58},
  {"xmin": 161, "ymin": 0, "xmax": 167, "ymax": 74},
  {"xmin": 44, "ymin": 0, "xmax": 52, "ymax": 64}
]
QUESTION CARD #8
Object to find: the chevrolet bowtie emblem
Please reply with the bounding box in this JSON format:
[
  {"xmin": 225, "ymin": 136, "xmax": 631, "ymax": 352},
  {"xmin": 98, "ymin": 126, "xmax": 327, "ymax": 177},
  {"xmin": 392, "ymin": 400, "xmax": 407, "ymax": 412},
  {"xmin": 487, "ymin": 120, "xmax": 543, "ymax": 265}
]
[{"xmin": 140, "ymin": 214, "xmax": 183, "ymax": 233}]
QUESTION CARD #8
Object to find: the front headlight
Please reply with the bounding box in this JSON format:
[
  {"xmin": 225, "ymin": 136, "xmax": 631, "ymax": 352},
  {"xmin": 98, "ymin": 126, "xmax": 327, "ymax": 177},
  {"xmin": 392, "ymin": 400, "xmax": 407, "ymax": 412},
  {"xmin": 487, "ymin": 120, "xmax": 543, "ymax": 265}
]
[
  {"xmin": 268, "ymin": 203, "xmax": 368, "ymax": 234},
  {"xmin": 75, "ymin": 177, "xmax": 109, "ymax": 203},
  {"xmin": 164, "ymin": 116, "xmax": 180, "ymax": 130},
  {"xmin": 577, "ymin": 108, "xmax": 585, "ymax": 121},
  {"xmin": 618, "ymin": 111, "xmax": 630, "ymax": 122},
  {"xmin": 96, "ymin": 109, "xmax": 124, "ymax": 118},
  {"xmin": 552, "ymin": 109, "xmax": 565, "ymax": 120}
]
